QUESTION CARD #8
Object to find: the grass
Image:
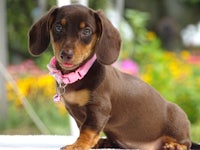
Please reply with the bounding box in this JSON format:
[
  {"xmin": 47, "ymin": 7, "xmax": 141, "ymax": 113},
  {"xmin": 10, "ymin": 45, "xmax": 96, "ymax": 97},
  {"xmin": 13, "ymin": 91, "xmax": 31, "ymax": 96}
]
[
  {"xmin": 191, "ymin": 121, "xmax": 200, "ymax": 142},
  {"xmin": 0, "ymin": 100, "xmax": 70, "ymax": 135}
]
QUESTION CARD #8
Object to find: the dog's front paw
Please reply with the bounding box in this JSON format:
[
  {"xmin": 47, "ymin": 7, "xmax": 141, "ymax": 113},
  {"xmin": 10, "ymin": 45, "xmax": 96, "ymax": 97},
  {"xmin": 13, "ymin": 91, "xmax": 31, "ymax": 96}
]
[
  {"xmin": 162, "ymin": 142, "xmax": 187, "ymax": 150},
  {"xmin": 60, "ymin": 144, "xmax": 89, "ymax": 150}
]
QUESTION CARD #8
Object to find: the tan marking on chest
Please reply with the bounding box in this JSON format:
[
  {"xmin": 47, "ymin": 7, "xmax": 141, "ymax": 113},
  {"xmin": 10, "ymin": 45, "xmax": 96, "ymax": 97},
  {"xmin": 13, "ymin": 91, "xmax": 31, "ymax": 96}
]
[{"xmin": 63, "ymin": 89, "xmax": 91, "ymax": 106}]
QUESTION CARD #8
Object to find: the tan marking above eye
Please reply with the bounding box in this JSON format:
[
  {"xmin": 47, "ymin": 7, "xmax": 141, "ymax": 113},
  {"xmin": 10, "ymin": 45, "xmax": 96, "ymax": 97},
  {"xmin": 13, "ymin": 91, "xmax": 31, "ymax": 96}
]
[
  {"xmin": 61, "ymin": 18, "xmax": 67, "ymax": 26},
  {"xmin": 80, "ymin": 22, "xmax": 86, "ymax": 29}
]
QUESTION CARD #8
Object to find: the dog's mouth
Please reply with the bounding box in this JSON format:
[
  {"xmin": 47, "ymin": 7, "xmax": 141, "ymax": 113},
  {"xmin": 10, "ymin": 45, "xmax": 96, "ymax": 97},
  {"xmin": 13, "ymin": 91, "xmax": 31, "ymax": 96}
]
[
  {"xmin": 59, "ymin": 61, "xmax": 80, "ymax": 71},
  {"xmin": 62, "ymin": 62, "xmax": 75, "ymax": 67}
]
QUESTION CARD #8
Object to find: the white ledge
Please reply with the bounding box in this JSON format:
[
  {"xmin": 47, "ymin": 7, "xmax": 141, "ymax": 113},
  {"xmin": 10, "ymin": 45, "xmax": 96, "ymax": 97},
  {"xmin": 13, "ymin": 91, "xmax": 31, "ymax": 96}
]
[{"xmin": 0, "ymin": 135, "xmax": 123, "ymax": 150}]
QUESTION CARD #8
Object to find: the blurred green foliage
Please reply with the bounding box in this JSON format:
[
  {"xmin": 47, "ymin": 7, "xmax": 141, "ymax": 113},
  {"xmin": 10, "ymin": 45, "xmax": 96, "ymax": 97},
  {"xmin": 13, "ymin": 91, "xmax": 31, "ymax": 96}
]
[
  {"xmin": 122, "ymin": 9, "xmax": 200, "ymax": 125},
  {"xmin": 184, "ymin": 0, "xmax": 200, "ymax": 4},
  {"xmin": 0, "ymin": 98, "xmax": 70, "ymax": 135},
  {"xmin": 89, "ymin": 0, "xmax": 108, "ymax": 10},
  {"xmin": 6, "ymin": 0, "xmax": 56, "ymax": 62},
  {"xmin": 7, "ymin": 0, "xmax": 35, "ymax": 60}
]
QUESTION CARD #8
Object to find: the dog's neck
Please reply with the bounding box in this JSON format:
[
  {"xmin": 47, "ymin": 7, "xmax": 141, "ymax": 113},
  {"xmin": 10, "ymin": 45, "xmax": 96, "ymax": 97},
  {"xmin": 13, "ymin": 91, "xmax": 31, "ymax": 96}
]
[
  {"xmin": 47, "ymin": 55, "xmax": 96, "ymax": 85},
  {"xmin": 47, "ymin": 55, "xmax": 96, "ymax": 102}
]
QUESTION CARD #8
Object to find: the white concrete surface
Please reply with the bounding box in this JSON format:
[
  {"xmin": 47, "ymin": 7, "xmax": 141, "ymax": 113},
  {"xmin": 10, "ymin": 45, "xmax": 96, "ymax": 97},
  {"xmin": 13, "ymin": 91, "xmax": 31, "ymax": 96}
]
[
  {"xmin": 0, "ymin": 135, "xmax": 75, "ymax": 150},
  {"xmin": 0, "ymin": 135, "xmax": 123, "ymax": 149}
]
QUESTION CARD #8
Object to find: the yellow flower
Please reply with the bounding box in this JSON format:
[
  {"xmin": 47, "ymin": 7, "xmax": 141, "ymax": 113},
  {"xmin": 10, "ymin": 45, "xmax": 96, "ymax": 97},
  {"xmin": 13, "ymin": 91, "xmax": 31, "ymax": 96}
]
[
  {"xmin": 141, "ymin": 74, "xmax": 152, "ymax": 83},
  {"xmin": 55, "ymin": 103, "xmax": 67, "ymax": 115},
  {"xmin": 17, "ymin": 76, "xmax": 36, "ymax": 96},
  {"xmin": 6, "ymin": 74, "xmax": 56, "ymax": 106},
  {"xmin": 140, "ymin": 64, "xmax": 153, "ymax": 83},
  {"xmin": 167, "ymin": 56, "xmax": 192, "ymax": 80},
  {"xmin": 181, "ymin": 50, "xmax": 190, "ymax": 60},
  {"xmin": 146, "ymin": 31, "xmax": 156, "ymax": 41},
  {"xmin": 36, "ymin": 75, "xmax": 56, "ymax": 97}
]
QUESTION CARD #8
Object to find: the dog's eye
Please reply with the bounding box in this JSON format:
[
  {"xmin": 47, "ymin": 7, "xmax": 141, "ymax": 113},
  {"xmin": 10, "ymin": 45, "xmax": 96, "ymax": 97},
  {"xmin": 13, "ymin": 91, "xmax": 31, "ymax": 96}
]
[
  {"xmin": 81, "ymin": 27, "xmax": 92, "ymax": 37},
  {"xmin": 54, "ymin": 24, "xmax": 63, "ymax": 33}
]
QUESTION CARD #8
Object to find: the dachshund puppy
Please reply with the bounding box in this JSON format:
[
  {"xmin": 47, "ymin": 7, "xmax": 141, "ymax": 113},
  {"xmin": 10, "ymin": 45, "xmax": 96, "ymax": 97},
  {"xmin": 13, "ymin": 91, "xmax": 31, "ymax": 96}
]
[{"xmin": 29, "ymin": 4, "xmax": 199, "ymax": 150}]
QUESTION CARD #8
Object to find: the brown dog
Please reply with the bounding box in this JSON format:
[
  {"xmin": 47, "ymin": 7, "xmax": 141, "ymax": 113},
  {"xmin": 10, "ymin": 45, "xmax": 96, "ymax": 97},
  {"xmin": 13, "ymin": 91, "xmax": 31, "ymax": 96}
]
[{"xmin": 28, "ymin": 4, "xmax": 198, "ymax": 150}]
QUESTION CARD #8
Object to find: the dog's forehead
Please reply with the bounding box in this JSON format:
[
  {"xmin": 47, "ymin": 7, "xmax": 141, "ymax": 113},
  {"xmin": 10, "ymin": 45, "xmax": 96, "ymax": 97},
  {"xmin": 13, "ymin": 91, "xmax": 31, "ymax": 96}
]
[{"xmin": 56, "ymin": 5, "xmax": 96, "ymax": 25}]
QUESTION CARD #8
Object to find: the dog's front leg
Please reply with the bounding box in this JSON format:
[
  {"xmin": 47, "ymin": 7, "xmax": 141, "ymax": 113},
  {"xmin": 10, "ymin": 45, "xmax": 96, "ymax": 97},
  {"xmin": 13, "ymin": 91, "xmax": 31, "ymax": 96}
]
[
  {"xmin": 61, "ymin": 129, "xmax": 100, "ymax": 150},
  {"xmin": 61, "ymin": 97, "xmax": 111, "ymax": 150}
]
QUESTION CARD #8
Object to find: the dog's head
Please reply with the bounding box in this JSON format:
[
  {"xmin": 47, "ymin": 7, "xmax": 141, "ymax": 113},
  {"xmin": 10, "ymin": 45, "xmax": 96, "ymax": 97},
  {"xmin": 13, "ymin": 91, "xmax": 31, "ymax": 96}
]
[{"xmin": 29, "ymin": 4, "xmax": 121, "ymax": 71}]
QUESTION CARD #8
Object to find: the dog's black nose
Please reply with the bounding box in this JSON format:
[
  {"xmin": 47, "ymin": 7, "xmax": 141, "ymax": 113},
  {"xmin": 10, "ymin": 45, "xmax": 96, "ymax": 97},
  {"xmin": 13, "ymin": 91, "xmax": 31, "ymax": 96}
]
[{"xmin": 60, "ymin": 49, "xmax": 74, "ymax": 61}]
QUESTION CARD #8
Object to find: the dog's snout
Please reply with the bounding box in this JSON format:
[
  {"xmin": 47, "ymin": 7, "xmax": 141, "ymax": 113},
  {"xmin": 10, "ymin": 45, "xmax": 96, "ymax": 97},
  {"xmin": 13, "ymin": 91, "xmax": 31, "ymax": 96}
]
[{"xmin": 60, "ymin": 49, "xmax": 74, "ymax": 61}]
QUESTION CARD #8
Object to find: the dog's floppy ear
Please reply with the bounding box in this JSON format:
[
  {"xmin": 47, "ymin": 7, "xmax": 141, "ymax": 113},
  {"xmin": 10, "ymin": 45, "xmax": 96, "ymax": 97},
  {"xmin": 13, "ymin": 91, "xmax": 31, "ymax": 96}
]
[
  {"xmin": 94, "ymin": 11, "xmax": 121, "ymax": 65},
  {"xmin": 28, "ymin": 7, "xmax": 58, "ymax": 56}
]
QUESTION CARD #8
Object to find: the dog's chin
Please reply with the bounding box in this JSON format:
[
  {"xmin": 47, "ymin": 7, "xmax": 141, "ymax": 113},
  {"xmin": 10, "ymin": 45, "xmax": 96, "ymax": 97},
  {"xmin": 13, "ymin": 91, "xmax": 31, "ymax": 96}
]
[
  {"xmin": 59, "ymin": 62, "xmax": 80, "ymax": 73},
  {"xmin": 58, "ymin": 56, "xmax": 92, "ymax": 73}
]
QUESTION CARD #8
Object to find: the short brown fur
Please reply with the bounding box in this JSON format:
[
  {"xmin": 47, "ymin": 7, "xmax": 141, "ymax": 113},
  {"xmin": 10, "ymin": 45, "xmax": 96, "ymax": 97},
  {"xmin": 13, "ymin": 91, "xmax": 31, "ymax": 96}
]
[{"xmin": 28, "ymin": 4, "xmax": 200, "ymax": 150}]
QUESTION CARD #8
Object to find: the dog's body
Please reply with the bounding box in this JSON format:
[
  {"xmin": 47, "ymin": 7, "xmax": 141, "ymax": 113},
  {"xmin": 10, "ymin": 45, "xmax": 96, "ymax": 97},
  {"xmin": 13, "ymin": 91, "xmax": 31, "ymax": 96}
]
[
  {"xmin": 64, "ymin": 63, "xmax": 191, "ymax": 150},
  {"xmin": 28, "ymin": 4, "xmax": 199, "ymax": 150}
]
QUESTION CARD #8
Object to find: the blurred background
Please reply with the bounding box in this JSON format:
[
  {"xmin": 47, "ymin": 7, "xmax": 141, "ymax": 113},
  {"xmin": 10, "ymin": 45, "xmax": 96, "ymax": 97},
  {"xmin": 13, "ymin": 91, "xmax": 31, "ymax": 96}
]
[{"xmin": 0, "ymin": 0, "xmax": 200, "ymax": 143}]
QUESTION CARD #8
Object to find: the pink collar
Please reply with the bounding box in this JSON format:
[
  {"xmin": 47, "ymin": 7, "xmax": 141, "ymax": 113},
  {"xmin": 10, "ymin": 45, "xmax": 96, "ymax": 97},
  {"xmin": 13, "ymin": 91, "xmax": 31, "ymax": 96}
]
[
  {"xmin": 47, "ymin": 55, "xmax": 96, "ymax": 102},
  {"xmin": 47, "ymin": 55, "xmax": 96, "ymax": 84}
]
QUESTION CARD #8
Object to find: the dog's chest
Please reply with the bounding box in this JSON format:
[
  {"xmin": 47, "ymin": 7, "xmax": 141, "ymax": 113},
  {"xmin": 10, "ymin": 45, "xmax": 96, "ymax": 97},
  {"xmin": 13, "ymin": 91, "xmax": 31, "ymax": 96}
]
[{"xmin": 62, "ymin": 89, "xmax": 91, "ymax": 106}]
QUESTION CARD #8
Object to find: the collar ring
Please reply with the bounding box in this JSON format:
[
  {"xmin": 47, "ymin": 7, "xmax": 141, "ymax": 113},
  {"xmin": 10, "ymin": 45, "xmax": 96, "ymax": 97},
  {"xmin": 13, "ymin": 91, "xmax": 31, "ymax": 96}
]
[{"xmin": 57, "ymin": 84, "xmax": 67, "ymax": 95}]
